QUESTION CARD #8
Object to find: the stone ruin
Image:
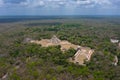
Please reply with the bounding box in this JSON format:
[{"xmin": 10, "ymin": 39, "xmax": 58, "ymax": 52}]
[
  {"xmin": 29, "ymin": 35, "xmax": 94, "ymax": 65},
  {"xmin": 113, "ymin": 56, "xmax": 118, "ymax": 66},
  {"xmin": 23, "ymin": 38, "xmax": 33, "ymax": 43},
  {"xmin": 69, "ymin": 47, "xmax": 94, "ymax": 65},
  {"xmin": 50, "ymin": 35, "xmax": 61, "ymax": 44}
]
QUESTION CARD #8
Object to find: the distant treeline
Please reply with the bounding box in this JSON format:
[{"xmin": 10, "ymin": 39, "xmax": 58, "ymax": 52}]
[
  {"xmin": 25, "ymin": 22, "xmax": 62, "ymax": 26},
  {"xmin": 0, "ymin": 15, "xmax": 120, "ymax": 23}
]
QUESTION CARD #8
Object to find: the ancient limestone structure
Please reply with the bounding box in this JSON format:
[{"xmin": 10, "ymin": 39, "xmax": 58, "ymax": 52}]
[
  {"xmin": 110, "ymin": 39, "xmax": 119, "ymax": 43},
  {"xmin": 69, "ymin": 47, "xmax": 94, "ymax": 65},
  {"xmin": 50, "ymin": 35, "xmax": 61, "ymax": 44},
  {"xmin": 23, "ymin": 38, "xmax": 32, "ymax": 43},
  {"xmin": 30, "ymin": 35, "xmax": 94, "ymax": 65},
  {"xmin": 113, "ymin": 56, "xmax": 118, "ymax": 66}
]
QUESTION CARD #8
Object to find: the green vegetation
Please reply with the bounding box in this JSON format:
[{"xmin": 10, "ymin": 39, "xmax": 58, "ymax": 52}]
[{"xmin": 0, "ymin": 18, "xmax": 120, "ymax": 80}]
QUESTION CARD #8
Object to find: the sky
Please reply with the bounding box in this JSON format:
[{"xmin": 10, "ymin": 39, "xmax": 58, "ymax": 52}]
[{"xmin": 0, "ymin": 0, "xmax": 120, "ymax": 15}]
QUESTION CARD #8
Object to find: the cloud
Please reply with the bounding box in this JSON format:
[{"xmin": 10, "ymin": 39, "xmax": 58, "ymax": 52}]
[
  {"xmin": 4, "ymin": 0, "xmax": 25, "ymax": 4},
  {"xmin": 0, "ymin": 0, "xmax": 120, "ymax": 15},
  {"xmin": 93, "ymin": 0, "xmax": 112, "ymax": 6},
  {"xmin": 0, "ymin": 0, "xmax": 4, "ymax": 7},
  {"xmin": 111, "ymin": 0, "xmax": 120, "ymax": 7},
  {"xmin": 0, "ymin": 0, "xmax": 119, "ymax": 9},
  {"xmin": 76, "ymin": 0, "xmax": 91, "ymax": 5},
  {"xmin": 73, "ymin": 0, "xmax": 112, "ymax": 8},
  {"xmin": 20, "ymin": 0, "xmax": 45, "ymax": 8}
]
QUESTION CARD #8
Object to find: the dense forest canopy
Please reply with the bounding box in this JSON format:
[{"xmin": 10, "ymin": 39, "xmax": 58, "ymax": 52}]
[{"xmin": 0, "ymin": 17, "xmax": 120, "ymax": 80}]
